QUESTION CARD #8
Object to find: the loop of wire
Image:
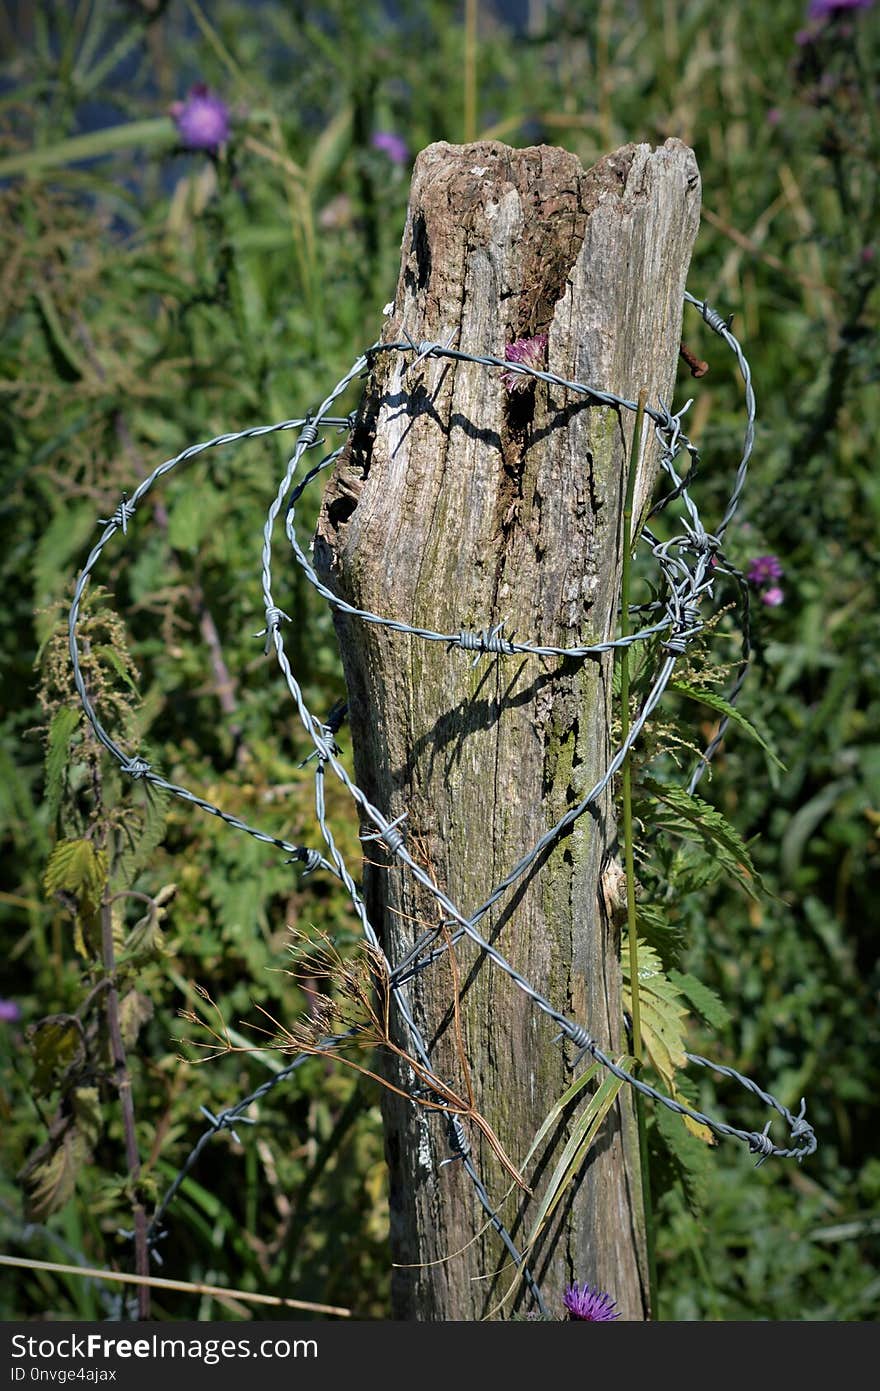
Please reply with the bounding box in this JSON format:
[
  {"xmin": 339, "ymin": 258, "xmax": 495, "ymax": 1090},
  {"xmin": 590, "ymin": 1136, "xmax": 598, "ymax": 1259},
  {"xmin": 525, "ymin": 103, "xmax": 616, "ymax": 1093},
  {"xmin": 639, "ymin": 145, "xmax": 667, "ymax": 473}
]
[{"xmin": 69, "ymin": 293, "xmax": 815, "ymax": 1312}]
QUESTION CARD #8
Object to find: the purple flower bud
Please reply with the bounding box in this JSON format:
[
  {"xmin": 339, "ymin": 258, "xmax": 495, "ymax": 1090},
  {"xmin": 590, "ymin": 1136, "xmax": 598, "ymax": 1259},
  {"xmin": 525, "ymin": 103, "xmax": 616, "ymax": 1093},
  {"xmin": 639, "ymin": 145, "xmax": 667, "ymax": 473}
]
[
  {"xmin": 170, "ymin": 84, "xmax": 231, "ymax": 153},
  {"xmin": 370, "ymin": 131, "xmax": 409, "ymax": 166},
  {"xmin": 563, "ymin": 1281, "xmax": 620, "ymax": 1321},
  {"xmin": 761, "ymin": 586, "xmax": 785, "ymax": 607},
  {"xmin": 501, "ymin": 333, "xmax": 548, "ymax": 391},
  {"xmin": 0, "ymin": 999, "xmax": 21, "ymax": 1023},
  {"xmin": 747, "ymin": 554, "xmax": 784, "ymax": 585}
]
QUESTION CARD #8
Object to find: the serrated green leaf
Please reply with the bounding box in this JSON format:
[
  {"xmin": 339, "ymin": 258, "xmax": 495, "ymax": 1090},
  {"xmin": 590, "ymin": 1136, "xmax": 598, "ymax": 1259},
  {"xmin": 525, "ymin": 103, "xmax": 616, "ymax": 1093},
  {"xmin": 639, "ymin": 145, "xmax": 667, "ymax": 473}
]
[
  {"xmin": 669, "ymin": 681, "xmax": 785, "ymax": 772},
  {"xmin": 45, "ymin": 705, "xmax": 81, "ymax": 821},
  {"xmin": 44, "ymin": 838, "xmax": 108, "ymax": 919},
  {"xmin": 633, "ymin": 901, "xmax": 687, "ymax": 952},
  {"xmin": 623, "ymin": 941, "xmax": 687, "ymax": 1089},
  {"xmin": 639, "ymin": 778, "xmax": 762, "ymax": 898},
  {"xmin": 113, "ymin": 785, "xmax": 170, "ymax": 886},
  {"xmin": 669, "ymin": 842, "xmax": 724, "ymax": 895},
  {"xmin": 669, "ymin": 970, "xmax": 732, "ymax": 1031},
  {"xmin": 653, "ymin": 1093, "xmax": 712, "ymax": 1213}
]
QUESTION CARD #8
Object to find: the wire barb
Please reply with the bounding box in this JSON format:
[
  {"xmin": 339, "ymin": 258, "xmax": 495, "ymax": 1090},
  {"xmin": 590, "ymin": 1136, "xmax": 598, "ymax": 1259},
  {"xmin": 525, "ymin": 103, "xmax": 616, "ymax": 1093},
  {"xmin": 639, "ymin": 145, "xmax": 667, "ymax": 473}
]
[{"xmin": 99, "ymin": 495, "xmax": 137, "ymax": 535}]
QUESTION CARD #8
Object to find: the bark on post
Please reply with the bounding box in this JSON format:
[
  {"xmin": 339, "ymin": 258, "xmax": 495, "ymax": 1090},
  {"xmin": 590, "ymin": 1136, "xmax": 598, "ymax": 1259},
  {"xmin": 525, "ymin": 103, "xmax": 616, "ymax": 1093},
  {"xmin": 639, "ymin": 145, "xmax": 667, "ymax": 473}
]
[{"xmin": 314, "ymin": 139, "xmax": 700, "ymax": 1320}]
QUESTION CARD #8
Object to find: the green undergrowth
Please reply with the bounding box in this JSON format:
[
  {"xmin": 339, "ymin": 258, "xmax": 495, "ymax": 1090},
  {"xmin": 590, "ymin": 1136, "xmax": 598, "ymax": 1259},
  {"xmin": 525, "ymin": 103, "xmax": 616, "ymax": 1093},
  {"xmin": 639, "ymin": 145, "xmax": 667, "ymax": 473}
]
[{"xmin": 1, "ymin": 0, "xmax": 877, "ymax": 1322}]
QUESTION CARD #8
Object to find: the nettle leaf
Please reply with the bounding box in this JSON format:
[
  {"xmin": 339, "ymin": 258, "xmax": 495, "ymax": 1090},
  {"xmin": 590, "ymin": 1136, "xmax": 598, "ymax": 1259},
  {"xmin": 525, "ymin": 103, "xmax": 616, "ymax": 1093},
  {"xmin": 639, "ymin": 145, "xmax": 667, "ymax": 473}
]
[
  {"xmin": 668, "ymin": 842, "xmax": 724, "ymax": 895},
  {"xmin": 22, "ymin": 1125, "xmax": 87, "ymax": 1220},
  {"xmin": 45, "ymin": 705, "xmax": 81, "ymax": 821},
  {"xmin": 633, "ymin": 901, "xmax": 687, "ymax": 953},
  {"xmin": 44, "ymin": 838, "xmax": 108, "ymax": 919},
  {"xmin": 653, "ymin": 1088, "xmax": 712, "ymax": 1213},
  {"xmin": 28, "ymin": 1014, "xmax": 85, "ymax": 1096},
  {"xmin": 669, "ymin": 970, "xmax": 732, "ymax": 1031},
  {"xmin": 669, "ymin": 681, "xmax": 785, "ymax": 773},
  {"xmin": 71, "ymin": 1086, "xmax": 102, "ymax": 1151},
  {"xmin": 638, "ymin": 777, "xmax": 761, "ymax": 898},
  {"xmin": 113, "ymin": 784, "xmax": 170, "ymax": 886},
  {"xmin": 119, "ymin": 989, "xmax": 154, "ymax": 1048}
]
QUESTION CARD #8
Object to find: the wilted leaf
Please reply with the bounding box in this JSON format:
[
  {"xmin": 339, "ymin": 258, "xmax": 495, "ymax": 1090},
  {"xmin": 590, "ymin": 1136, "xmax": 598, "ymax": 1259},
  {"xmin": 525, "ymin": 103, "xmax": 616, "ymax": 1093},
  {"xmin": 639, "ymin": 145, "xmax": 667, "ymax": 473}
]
[
  {"xmin": 622, "ymin": 941, "xmax": 687, "ymax": 1090},
  {"xmin": 28, "ymin": 1014, "xmax": 84, "ymax": 1095},
  {"xmin": 681, "ymin": 1110, "xmax": 716, "ymax": 1145},
  {"xmin": 120, "ymin": 902, "xmax": 166, "ymax": 965},
  {"xmin": 71, "ymin": 1086, "xmax": 102, "ymax": 1150},
  {"xmin": 119, "ymin": 990, "xmax": 154, "ymax": 1048}
]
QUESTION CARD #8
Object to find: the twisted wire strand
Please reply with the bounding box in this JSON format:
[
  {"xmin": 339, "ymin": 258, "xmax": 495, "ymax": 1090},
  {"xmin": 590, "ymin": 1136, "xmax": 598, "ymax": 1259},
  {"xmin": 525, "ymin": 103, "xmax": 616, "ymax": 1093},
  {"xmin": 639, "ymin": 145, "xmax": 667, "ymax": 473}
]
[
  {"xmin": 69, "ymin": 291, "xmax": 815, "ymax": 1317},
  {"xmin": 265, "ymin": 299, "xmax": 813, "ymax": 1164}
]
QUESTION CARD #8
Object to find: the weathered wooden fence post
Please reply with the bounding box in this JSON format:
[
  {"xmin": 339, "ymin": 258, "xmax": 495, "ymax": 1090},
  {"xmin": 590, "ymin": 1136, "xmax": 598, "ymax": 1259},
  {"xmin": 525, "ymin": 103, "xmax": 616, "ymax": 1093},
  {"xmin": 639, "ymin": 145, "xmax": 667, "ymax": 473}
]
[{"xmin": 315, "ymin": 139, "xmax": 700, "ymax": 1320}]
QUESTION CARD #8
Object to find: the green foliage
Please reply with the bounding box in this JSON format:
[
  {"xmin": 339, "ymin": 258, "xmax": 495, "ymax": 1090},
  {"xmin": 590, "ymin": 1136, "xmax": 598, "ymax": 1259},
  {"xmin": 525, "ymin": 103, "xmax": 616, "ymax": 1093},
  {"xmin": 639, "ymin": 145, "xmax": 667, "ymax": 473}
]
[
  {"xmin": 668, "ymin": 681, "xmax": 785, "ymax": 773},
  {"xmin": 638, "ymin": 777, "xmax": 763, "ymax": 898},
  {"xmin": 622, "ymin": 941, "xmax": 688, "ymax": 1091},
  {"xmin": 44, "ymin": 706, "xmax": 82, "ymax": 823},
  {"xmin": 0, "ymin": 0, "xmax": 877, "ymax": 1324}
]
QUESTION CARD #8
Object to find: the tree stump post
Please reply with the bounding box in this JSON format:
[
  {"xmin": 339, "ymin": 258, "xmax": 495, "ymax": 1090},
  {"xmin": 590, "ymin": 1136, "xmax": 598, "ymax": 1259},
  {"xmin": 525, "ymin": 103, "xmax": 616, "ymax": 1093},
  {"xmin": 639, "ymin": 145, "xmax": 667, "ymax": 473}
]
[{"xmin": 315, "ymin": 139, "xmax": 700, "ymax": 1320}]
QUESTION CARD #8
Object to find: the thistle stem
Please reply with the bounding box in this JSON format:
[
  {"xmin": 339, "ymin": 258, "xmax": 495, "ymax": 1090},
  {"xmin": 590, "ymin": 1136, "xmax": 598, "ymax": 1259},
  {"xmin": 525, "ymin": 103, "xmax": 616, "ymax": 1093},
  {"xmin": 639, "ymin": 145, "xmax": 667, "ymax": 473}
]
[
  {"xmin": 620, "ymin": 388, "xmax": 659, "ymax": 1317},
  {"xmin": 620, "ymin": 391, "xmax": 645, "ymax": 1064}
]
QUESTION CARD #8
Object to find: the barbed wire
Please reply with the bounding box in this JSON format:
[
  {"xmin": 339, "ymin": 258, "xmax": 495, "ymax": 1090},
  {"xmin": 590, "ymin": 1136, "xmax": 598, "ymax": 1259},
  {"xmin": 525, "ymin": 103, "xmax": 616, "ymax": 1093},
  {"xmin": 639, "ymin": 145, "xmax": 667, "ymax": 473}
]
[{"xmin": 69, "ymin": 290, "xmax": 816, "ymax": 1316}]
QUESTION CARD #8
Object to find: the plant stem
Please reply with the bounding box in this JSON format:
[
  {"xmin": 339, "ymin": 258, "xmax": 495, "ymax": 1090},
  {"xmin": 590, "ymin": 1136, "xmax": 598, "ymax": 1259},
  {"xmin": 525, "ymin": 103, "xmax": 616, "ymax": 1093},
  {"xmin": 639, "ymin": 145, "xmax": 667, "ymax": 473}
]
[
  {"xmin": 620, "ymin": 387, "xmax": 658, "ymax": 1318},
  {"xmin": 620, "ymin": 389, "xmax": 645, "ymax": 1060},
  {"xmin": 100, "ymin": 897, "xmax": 150, "ymax": 1319}
]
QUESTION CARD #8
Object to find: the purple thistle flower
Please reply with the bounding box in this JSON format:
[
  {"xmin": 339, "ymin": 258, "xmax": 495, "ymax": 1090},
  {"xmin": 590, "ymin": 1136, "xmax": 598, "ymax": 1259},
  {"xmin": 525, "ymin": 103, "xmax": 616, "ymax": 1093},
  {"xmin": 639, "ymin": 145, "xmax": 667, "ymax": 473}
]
[
  {"xmin": 371, "ymin": 131, "xmax": 409, "ymax": 166},
  {"xmin": 761, "ymin": 586, "xmax": 785, "ymax": 607},
  {"xmin": 808, "ymin": 0, "xmax": 874, "ymax": 17},
  {"xmin": 563, "ymin": 1281, "xmax": 620, "ymax": 1321},
  {"xmin": 746, "ymin": 554, "xmax": 784, "ymax": 585},
  {"xmin": 0, "ymin": 999, "xmax": 21, "ymax": 1023},
  {"xmin": 170, "ymin": 84, "xmax": 231, "ymax": 153},
  {"xmin": 502, "ymin": 333, "xmax": 548, "ymax": 391}
]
